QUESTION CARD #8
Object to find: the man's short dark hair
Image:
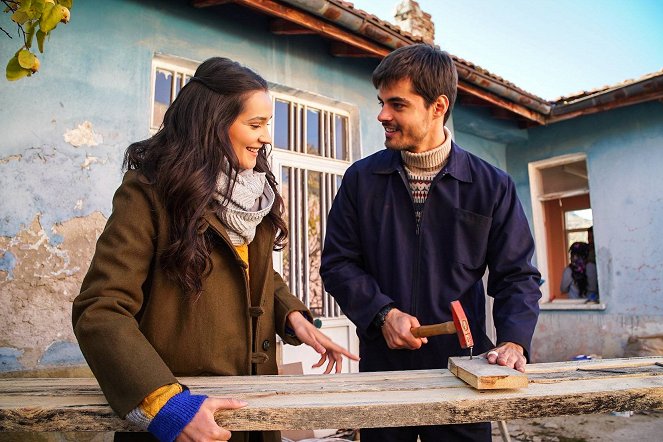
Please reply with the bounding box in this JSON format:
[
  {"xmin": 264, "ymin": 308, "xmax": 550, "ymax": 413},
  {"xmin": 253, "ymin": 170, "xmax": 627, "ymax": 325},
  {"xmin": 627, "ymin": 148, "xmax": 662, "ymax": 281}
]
[{"xmin": 372, "ymin": 44, "xmax": 458, "ymax": 123}]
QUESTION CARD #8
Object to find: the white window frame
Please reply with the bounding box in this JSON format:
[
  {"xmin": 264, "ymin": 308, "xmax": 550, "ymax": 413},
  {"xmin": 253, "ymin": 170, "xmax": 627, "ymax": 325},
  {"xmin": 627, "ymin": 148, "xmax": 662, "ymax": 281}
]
[
  {"xmin": 150, "ymin": 54, "xmax": 198, "ymax": 132},
  {"xmin": 269, "ymin": 90, "xmax": 356, "ymax": 318},
  {"xmin": 528, "ymin": 153, "xmax": 605, "ymax": 311}
]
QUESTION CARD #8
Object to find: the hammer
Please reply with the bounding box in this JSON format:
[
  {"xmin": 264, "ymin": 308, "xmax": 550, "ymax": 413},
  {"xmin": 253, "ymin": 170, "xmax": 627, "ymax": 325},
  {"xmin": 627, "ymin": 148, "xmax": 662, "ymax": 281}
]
[{"xmin": 410, "ymin": 300, "xmax": 475, "ymax": 359}]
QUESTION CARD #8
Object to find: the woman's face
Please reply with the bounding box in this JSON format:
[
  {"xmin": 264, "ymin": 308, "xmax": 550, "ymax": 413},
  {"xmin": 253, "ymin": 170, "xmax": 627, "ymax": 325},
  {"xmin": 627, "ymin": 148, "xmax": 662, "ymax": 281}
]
[{"xmin": 228, "ymin": 90, "xmax": 273, "ymax": 170}]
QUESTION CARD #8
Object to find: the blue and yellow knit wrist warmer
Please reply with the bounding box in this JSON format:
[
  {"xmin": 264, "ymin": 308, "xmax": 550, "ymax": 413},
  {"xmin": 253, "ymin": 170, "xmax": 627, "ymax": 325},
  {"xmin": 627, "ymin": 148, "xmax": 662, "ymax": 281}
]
[{"xmin": 147, "ymin": 389, "xmax": 207, "ymax": 442}]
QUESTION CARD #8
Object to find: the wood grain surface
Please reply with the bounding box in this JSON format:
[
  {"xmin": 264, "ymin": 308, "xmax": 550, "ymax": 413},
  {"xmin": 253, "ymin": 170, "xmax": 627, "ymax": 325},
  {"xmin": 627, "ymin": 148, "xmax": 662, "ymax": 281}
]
[
  {"xmin": 448, "ymin": 356, "xmax": 529, "ymax": 389},
  {"xmin": 1, "ymin": 357, "xmax": 662, "ymax": 432}
]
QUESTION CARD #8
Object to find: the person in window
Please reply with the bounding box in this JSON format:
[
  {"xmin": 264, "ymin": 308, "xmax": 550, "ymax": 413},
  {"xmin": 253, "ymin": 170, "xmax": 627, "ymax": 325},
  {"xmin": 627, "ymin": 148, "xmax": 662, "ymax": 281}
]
[
  {"xmin": 320, "ymin": 44, "xmax": 542, "ymax": 442},
  {"xmin": 560, "ymin": 241, "xmax": 599, "ymax": 302},
  {"xmin": 72, "ymin": 57, "xmax": 358, "ymax": 442}
]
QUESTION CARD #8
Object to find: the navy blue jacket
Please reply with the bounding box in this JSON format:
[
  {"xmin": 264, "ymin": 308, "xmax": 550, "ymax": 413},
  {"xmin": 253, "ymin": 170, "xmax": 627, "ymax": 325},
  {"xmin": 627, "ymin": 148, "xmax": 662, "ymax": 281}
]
[{"xmin": 320, "ymin": 142, "xmax": 541, "ymax": 372}]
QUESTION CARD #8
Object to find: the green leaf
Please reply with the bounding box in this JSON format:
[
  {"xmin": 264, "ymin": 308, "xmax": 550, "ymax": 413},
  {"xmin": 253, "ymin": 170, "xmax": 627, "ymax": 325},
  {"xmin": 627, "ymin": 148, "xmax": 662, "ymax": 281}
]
[
  {"xmin": 6, "ymin": 55, "xmax": 31, "ymax": 81},
  {"xmin": 39, "ymin": 2, "xmax": 57, "ymax": 33},
  {"xmin": 31, "ymin": 0, "xmax": 46, "ymax": 15},
  {"xmin": 37, "ymin": 29, "xmax": 47, "ymax": 53},
  {"xmin": 25, "ymin": 21, "xmax": 37, "ymax": 49}
]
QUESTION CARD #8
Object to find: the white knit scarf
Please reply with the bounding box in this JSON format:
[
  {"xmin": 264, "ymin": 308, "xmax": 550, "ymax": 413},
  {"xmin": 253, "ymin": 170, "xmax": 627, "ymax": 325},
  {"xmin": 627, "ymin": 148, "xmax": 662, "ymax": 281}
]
[{"xmin": 214, "ymin": 168, "xmax": 275, "ymax": 246}]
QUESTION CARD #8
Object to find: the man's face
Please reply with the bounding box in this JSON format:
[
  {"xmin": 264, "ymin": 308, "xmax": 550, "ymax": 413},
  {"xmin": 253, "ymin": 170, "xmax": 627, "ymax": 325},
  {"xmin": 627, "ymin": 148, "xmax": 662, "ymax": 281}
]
[{"xmin": 377, "ymin": 78, "xmax": 442, "ymax": 153}]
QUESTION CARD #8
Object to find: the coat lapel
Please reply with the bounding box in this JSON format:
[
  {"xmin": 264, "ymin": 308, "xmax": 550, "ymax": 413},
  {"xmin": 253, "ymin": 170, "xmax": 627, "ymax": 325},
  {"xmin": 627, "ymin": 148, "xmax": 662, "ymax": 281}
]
[{"xmin": 203, "ymin": 209, "xmax": 272, "ymax": 308}]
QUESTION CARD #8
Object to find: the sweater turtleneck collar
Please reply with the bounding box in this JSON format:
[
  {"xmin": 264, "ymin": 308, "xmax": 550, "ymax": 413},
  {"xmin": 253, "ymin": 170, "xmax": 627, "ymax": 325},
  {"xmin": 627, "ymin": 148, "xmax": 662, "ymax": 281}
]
[{"xmin": 400, "ymin": 126, "xmax": 452, "ymax": 176}]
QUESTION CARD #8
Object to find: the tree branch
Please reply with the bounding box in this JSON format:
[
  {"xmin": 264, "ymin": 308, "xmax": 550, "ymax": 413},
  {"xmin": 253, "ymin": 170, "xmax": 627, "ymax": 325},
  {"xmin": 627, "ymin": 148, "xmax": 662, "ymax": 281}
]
[{"xmin": 0, "ymin": 26, "xmax": 12, "ymax": 38}]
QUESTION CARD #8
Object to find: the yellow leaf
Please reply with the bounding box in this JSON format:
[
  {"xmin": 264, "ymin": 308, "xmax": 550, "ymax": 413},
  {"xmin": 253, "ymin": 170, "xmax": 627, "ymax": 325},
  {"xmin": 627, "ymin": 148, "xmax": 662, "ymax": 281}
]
[
  {"xmin": 11, "ymin": 10, "xmax": 30, "ymax": 25},
  {"xmin": 25, "ymin": 20, "xmax": 37, "ymax": 49},
  {"xmin": 17, "ymin": 49, "xmax": 37, "ymax": 70},
  {"xmin": 37, "ymin": 30, "xmax": 47, "ymax": 53},
  {"xmin": 39, "ymin": 2, "xmax": 59, "ymax": 33}
]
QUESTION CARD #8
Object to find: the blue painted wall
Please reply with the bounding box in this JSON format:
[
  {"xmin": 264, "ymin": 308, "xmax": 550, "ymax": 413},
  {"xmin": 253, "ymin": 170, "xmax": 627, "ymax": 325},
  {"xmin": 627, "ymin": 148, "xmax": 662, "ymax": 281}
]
[
  {"xmin": 0, "ymin": 0, "xmax": 383, "ymax": 238},
  {"xmin": 3, "ymin": 0, "xmax": 660, "ymax": 368},
  {"xmin": 508, "ymin": 102, "xmax": 663, "ymax": 361}
]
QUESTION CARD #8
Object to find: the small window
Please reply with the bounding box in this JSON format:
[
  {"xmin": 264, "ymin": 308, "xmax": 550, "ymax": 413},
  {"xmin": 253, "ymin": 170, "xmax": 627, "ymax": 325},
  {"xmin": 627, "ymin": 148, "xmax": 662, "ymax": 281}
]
[
  {"xmin": 274, "ymin": 100, "xmax": 290, "ymax": 150},
  {"xmin": 151, "ymin": 56, "xmax": 195, "ymax": 131},
  {"xmin": 564, "ymin": 209, "xmax": 592, "ymax": 249},
  {"xmin": 528, "ymin": 154, "xmax": 603, "ymax": 309}
]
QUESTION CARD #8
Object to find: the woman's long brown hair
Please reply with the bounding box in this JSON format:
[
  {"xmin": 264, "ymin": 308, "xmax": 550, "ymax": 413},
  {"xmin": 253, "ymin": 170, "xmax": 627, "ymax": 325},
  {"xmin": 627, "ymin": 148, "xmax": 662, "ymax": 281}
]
[{"xmin": 123, "ymin": 57, "xmax": 287, "ymax": 298}]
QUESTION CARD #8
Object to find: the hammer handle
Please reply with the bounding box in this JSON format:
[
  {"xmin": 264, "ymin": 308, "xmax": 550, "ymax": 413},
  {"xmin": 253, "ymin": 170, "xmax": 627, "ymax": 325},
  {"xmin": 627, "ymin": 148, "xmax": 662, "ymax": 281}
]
[{"xmin": 411, "ymin": 321, "xmax": 456, "ymax": 338}]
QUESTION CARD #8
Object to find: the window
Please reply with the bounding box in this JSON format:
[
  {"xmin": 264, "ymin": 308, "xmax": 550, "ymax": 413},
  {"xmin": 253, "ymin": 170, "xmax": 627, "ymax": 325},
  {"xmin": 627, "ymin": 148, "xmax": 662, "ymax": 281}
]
[
  {"xmin": 270, "ymin": 91, "xmax": 354, "ymax": 318},
  {"xmin": 528, "ymin": 154, "xmax": 603, "ymax": 309},
  {"xmin": 564, "ymin": 208, "xmax": 592, "ymax": 249},
  {"xmin": 150, "ymin": 55, "xmax": 196, "ymax": 131}
]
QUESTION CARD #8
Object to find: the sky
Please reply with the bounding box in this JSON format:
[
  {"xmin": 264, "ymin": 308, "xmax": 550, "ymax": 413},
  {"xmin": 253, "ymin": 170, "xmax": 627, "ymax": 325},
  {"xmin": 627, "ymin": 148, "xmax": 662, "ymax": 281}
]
[{"xmin": 350, "ymin": 0, "xmax": 663, "ymax": 100}]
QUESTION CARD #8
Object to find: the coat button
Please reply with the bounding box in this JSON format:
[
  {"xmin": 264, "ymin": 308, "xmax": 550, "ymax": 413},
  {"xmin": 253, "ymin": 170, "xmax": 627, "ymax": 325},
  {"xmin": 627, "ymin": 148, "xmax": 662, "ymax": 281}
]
[{"xmin": 262, "ymin": 340, "xmax": 270, "ymax": 351}]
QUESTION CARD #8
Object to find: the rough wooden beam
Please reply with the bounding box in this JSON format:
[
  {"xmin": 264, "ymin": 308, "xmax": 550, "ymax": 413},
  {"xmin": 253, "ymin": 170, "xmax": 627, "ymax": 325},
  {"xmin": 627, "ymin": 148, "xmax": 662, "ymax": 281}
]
[
  {"xmin": 1, "ymin": 357, "xmax": 662, "ymax": 432},
  {"xmin": 270, "ymin": 18, "xmax": 316, "ymax": 35},
  {"xmin": 458, "ymin": 80, "xmax": 547, "ymax": 125},
  {"xmin": 192, "ymin": 0, "xmax": 234, "ymax": 5},
  {"xmin": 448, "ymin": 357, "xmax": 528, "ymax": 390},
  {"xmin": 192, "ymin": 0, "xmax": 389, "ymax": 58},
  {"xmin": 330, "ymin": 41, "xmax": 376, "ymax": 58}
]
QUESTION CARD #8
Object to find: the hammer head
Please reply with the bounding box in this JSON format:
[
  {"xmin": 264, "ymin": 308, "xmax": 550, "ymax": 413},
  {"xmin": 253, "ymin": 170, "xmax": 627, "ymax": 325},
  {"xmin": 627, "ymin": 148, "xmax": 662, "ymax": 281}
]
[{"xmin": 450, "ymin": 300, "xmax": 474, "ymax": 349}]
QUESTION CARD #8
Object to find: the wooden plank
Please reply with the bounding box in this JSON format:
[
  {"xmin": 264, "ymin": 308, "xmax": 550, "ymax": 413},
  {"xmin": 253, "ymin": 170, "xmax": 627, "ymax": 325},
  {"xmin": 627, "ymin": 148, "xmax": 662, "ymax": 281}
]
[
  {"xmin": 527, "ymin": 356, "xmax": 663, "ymax": 374},
  {"xmin": 448, "ymin": 357, "xmax": 528, "ymax": 390},
  {"xmin": 1, "ymin": 357, "xmax": 662, "ymax": 432}
]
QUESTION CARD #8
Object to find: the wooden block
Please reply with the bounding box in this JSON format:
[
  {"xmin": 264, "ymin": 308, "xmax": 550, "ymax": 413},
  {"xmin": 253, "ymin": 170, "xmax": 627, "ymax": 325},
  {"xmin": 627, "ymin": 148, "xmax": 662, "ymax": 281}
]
[{"xmin": 448, "ymin": 356, "xmax": 528, "ymax": 389}]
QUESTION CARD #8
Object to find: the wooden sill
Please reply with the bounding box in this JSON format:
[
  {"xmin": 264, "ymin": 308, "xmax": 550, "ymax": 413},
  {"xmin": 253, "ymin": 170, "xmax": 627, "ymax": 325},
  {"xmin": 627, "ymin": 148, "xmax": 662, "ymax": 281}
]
[{"xmin": 539, "ymin": 299, "xmax": 606, "ymax": 311}]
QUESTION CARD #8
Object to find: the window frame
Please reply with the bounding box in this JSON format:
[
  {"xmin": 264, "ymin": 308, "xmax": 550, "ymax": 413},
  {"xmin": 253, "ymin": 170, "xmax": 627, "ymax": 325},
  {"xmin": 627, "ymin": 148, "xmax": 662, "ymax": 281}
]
[
  {"xmin": 528, "ymin": 153, "xmax": 605, "ymax": 310},
  {"xmin": 269, "ymin": 90, "xmax": 356, "ymax": 318},
  {"xmin": 150, "ymin": 54, "xmax": 198, "ymax": 132}
]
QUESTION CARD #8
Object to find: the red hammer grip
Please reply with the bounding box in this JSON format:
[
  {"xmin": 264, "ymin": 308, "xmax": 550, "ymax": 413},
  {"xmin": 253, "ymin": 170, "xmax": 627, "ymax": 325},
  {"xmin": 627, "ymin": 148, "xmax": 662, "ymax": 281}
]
[{"xmin": 450, "ymin": 300, "xmax": 474, "ymax": 349}]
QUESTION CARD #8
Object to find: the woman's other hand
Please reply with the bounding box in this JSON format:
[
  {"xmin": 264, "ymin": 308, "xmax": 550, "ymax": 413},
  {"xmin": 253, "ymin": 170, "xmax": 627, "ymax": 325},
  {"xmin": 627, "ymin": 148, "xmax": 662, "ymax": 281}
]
[
  {"xmin": 176, "ymin": 397, "xmax": 247, "ymax": 442},
  {"xmin": 287, "ymin": 311, "xmax": 360, "ymax": 374}
]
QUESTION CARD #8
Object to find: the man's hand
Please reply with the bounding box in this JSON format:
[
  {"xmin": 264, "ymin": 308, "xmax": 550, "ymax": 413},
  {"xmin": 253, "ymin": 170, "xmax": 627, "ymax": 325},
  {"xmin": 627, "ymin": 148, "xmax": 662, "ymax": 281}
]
[
  {"xmin": 288, "ymin": 311, "xmax": 360, "ymax": 373},
  {"xmin": 176, "ymin": 397, "xmax": 246, "ymax": 442},
  {"xmin": 484, "ymin": 342, "xmax": 526, "ymax": 372},
  {"xmin": 382, "ymin": 308, "xmax": 428, "ymax": 350}
]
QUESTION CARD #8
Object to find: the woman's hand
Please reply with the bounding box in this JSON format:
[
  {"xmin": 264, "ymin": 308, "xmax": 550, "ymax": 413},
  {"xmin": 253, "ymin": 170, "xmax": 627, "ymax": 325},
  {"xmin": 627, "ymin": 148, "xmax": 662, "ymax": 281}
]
[
  {"xmin": 287, "ymin": 311, "xmax": 360, "ymax": 373},
  {"xmin": 176, "ymin": 397, "xmax": 247, "ymax": 442}
]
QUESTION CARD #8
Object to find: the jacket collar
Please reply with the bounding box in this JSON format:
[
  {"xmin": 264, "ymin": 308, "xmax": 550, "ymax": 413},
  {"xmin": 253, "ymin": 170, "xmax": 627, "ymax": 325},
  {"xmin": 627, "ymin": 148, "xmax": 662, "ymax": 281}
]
[
  {"xmin": 203, "ymin": 210, "xmax": 234, "ymax": 245},
  {"xmin": 373, "ymin": 141, "xmax": 472, "ymax": 183}
]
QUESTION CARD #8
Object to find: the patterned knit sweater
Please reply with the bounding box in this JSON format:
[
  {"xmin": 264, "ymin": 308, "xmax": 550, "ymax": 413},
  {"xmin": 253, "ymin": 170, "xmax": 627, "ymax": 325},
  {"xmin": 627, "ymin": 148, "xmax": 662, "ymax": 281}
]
[{"xmin": 400, "ymin": 127, "xmax": 453, "ymax": 232}]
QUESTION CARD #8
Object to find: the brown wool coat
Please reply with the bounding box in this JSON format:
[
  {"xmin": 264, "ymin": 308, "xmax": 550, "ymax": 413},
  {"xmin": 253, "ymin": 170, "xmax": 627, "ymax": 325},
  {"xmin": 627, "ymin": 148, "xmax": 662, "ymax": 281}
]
[{"xmin": 72, "ymin": 170, "xmax": 309, "ymax": 442}]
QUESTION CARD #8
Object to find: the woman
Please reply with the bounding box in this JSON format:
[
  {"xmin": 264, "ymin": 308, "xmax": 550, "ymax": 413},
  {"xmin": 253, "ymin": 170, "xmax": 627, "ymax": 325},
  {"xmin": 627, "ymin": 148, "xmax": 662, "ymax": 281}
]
[
  {"xmin": 72, "ymin": 57, "xmax": 358, "ymax": 442},
  {"xmin": 560, "ymin": 241, "xmax": 598, "ymax": 300}
]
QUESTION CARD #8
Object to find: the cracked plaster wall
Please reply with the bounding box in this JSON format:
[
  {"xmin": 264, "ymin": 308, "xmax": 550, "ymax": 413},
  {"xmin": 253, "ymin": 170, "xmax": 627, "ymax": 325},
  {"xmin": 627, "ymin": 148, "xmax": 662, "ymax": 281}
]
[{"xmin": 0, "ymin": 213, "xmax": 106, "ymax": 371}]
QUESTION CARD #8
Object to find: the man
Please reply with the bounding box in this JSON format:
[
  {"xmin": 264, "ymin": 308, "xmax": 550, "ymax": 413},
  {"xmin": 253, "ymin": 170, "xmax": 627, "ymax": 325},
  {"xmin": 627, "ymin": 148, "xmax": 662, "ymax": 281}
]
[{"xmin": 320, "ymin": 44, "xmax": 541, "ymax": 441}]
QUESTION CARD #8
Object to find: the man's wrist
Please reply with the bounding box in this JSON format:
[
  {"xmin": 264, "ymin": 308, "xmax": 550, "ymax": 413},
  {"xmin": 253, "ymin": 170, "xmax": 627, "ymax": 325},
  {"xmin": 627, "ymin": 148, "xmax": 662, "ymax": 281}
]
[{"xmin": 372, "ymin": 304, "xmax": 395, "ymax": 329}]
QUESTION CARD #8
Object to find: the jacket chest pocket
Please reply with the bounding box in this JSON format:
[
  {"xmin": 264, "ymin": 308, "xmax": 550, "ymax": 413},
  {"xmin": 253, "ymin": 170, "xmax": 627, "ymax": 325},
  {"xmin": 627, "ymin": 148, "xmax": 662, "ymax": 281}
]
[{"xmin": 452, "ymin": 208, "xmax": 492, "ymax": 269}]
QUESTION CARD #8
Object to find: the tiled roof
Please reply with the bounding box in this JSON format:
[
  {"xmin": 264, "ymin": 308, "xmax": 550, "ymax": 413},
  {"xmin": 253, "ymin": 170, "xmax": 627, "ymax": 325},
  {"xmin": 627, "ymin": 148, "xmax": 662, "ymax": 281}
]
[
  {"xmin": 333, "ymin": 0, "xmax": 426, "ymax": 43},
  {"xmin": 554, "ymin": 69, "xmax": 663, "ymax": 104}
]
